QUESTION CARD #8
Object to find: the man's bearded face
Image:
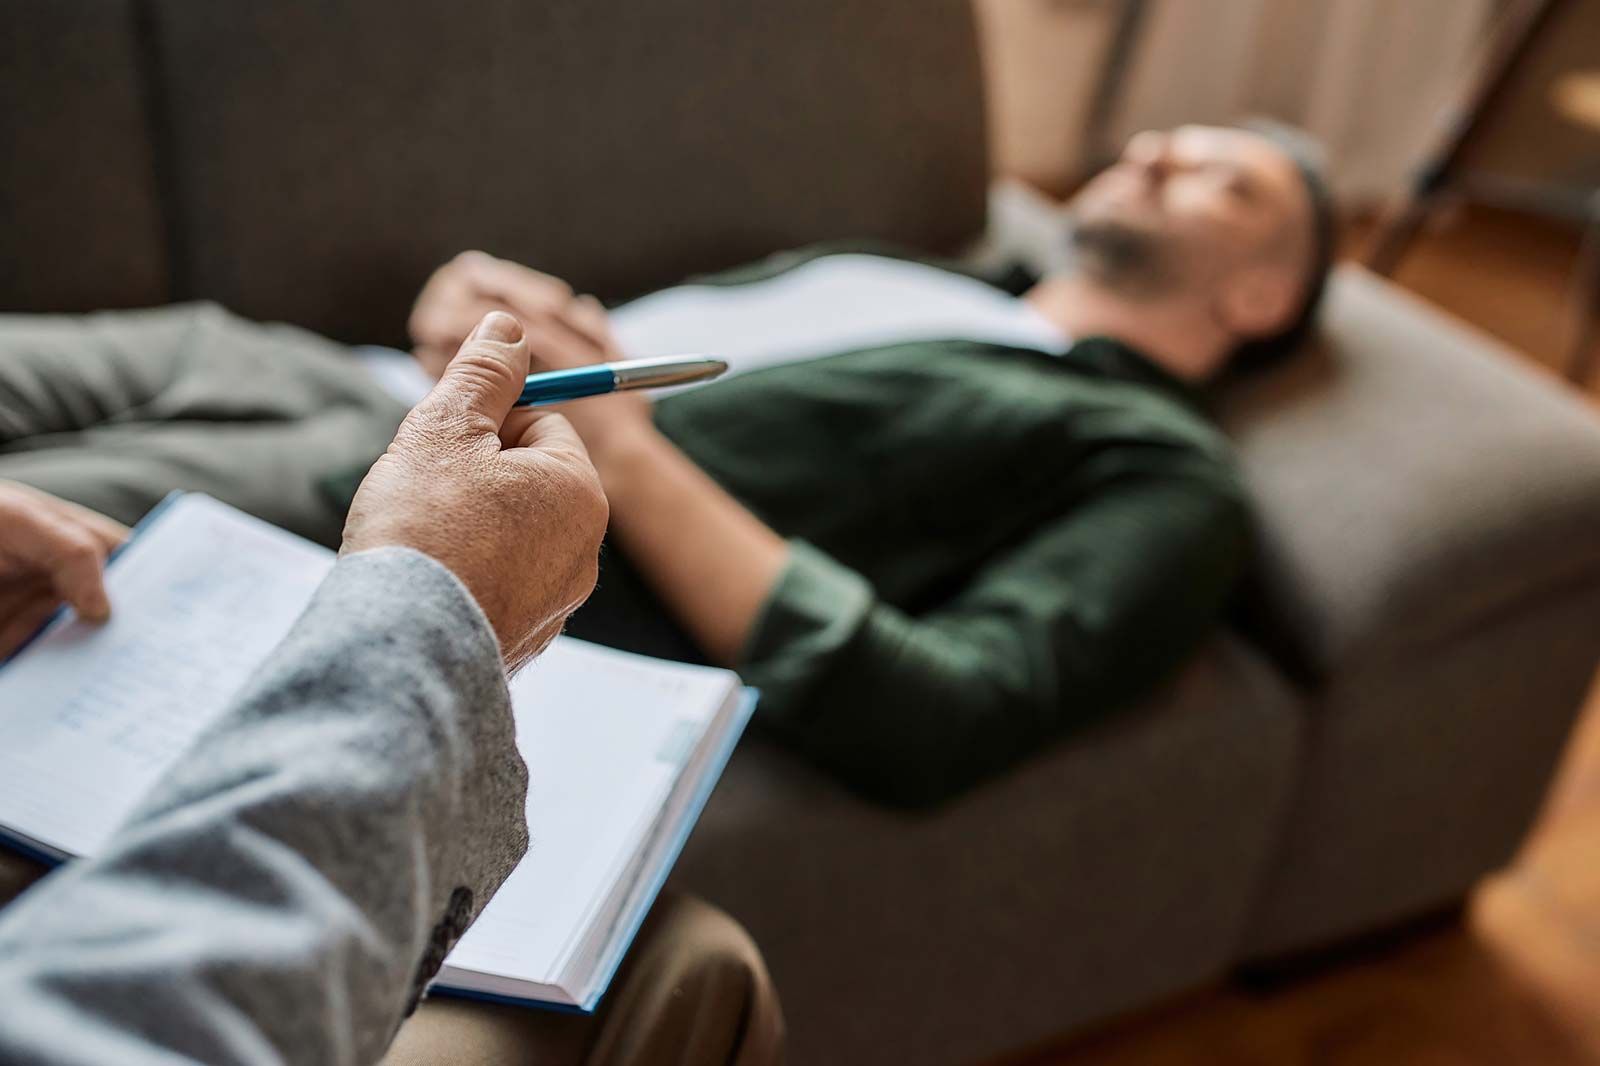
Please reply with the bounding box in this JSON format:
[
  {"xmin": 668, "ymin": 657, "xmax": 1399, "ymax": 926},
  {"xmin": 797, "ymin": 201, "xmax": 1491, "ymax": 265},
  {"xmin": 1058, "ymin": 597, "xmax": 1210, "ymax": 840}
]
[{"xmin": 1063, "ymin": 125, "xmax": 1312, "ymax": 308}]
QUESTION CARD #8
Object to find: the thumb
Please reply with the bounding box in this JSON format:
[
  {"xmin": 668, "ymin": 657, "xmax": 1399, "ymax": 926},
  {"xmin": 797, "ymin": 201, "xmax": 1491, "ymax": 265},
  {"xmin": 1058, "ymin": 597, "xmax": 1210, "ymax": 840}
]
[{"xmin": 419, "ymin": 311, "xmax": 529, "ymax": 428}]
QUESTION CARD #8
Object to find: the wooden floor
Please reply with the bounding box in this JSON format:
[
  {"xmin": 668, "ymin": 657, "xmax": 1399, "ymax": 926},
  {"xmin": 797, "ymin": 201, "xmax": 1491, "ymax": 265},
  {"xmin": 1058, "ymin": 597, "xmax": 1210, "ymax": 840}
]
[{"xmin": 1011, "ymin": 205, "xmax": 1600, "ymax": 1065}]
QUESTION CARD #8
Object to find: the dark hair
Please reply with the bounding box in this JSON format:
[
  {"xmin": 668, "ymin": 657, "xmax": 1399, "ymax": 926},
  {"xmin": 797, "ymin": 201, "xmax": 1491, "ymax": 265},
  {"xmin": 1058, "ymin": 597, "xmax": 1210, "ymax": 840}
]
[{"xmin": 1224, "ymin": 118, "xmax": 1337, "ymax": 376}]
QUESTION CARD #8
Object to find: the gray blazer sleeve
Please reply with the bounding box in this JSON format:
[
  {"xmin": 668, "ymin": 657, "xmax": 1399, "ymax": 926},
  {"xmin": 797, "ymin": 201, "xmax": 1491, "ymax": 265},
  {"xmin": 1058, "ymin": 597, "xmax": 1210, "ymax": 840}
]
[{"xmin": 0, "ymin": 547, "xmax": 529, "ymax": 1066}]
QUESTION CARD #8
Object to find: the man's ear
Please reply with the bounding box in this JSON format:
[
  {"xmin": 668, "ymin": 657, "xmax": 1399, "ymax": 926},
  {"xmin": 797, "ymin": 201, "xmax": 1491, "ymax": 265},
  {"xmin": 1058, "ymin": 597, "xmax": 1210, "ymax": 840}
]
[{"xmin": 1214, "ymin": 264, "xmax": 1298, "ymax": 340}]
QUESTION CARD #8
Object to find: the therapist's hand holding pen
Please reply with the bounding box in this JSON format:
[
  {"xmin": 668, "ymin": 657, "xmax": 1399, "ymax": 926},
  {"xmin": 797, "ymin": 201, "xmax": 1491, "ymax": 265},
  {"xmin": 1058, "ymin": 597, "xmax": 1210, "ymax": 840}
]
[{"xmin": 343, "ymin": 311, "xmax": 610, "ymax": 671}]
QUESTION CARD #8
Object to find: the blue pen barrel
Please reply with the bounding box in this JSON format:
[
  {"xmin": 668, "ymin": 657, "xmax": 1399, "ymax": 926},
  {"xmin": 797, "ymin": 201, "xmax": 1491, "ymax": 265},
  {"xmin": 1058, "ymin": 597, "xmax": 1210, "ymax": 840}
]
[{"xmin": 517, "ymin": 366, "xmax": 618, "ymax": 407}]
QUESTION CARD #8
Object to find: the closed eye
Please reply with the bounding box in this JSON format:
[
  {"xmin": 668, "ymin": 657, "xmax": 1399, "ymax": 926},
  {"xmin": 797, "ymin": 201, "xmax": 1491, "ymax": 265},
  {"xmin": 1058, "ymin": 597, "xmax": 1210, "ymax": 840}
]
[{"xmin": 1225, "ymin": 172, "xmax": 1259, "ymax": 201}]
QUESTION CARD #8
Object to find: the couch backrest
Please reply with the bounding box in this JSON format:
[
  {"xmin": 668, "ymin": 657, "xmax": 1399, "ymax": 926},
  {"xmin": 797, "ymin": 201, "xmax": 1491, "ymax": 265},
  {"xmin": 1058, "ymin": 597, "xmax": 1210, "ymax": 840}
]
[
  {"xmin": 2, "ymin": 0, "xmax": 988, "ymax": 346},
  {"xmin": 0, "ymin": 0, "xmax": 170, "ymax": 312}
]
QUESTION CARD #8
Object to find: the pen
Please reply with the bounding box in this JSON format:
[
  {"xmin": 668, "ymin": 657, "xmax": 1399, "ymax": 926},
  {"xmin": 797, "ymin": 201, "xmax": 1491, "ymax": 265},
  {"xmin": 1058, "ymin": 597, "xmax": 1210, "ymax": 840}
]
[{"xmin": 516, "ymin": 355, "xmax": 729, "ymax": 407}]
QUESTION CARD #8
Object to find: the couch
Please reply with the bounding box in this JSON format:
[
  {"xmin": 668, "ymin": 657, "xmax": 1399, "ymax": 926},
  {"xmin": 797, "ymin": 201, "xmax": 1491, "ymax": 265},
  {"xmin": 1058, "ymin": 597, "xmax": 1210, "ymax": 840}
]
[{"xmin": 6, "ymin": 2, "xmax": 1600, "ymax": 1064}]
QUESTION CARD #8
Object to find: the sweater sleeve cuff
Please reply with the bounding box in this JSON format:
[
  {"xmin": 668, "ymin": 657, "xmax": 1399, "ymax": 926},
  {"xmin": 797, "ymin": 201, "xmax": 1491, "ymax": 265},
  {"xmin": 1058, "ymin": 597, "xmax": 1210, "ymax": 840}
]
[
  {"xmin": 306, "ymin": 545, "xmax": 523, "ymax": 903},
  {"xmin": 736, "ymin": 539, "xmax": 875, "ymax": 720},
  {"xmin": 327, "ymin": 546, "xmax": 507, "ymax": 699}
]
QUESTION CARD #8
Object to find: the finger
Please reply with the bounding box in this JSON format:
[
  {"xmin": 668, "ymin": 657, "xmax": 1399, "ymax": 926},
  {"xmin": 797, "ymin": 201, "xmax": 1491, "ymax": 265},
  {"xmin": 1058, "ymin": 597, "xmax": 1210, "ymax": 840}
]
[
  {"xmin": 497, "ymin": 405, "xmax": 545, "ymax": 451},
  {"xmin": 463, "ymin": 253, "xmax": 575, "ymax": 313},
  {"xmin": 51, "ymin": 534, "xmax": 112, "ymax": 623},
  {"xmin": 407, "ymin": 266, "xmax": 472, "ymax": 346},
  {"xmin": 543, "ymin": 305, "xmax": 613, "ymax": 363},
  {"xmin": 0, "ymin": 596, "xmax": 65, "ymax": 661},
  {"xmin": 0, "ymin": 575, "xmax": 53, "ymax": 620},
  {"xmin": 499, "ymin": 409, "xmax": 592, "ymax": 457},
  {"xmin": 524, "ymin": 315, "xmax": 608, "ymax": 373},
  {"xmin": 0, "ymin": 498, "xmax": 112, "ymax": 622},
  {"xmin": 51, "ymin": 499, "xmax": 129, "ymax": 550},
  {"xmin": 1, "ymin": 482, "xmax": 128, "ymax": 550},
  {"xmin": 567, "ymin": 295, "xmax": 624, "ymax": 358},
  {"xmin": 415, "ymin": 311, "xmax": 530, "ymax": 430},
  {"xmin": 415, "ymin": 297, "xmax": 520, "ymax": 351}
]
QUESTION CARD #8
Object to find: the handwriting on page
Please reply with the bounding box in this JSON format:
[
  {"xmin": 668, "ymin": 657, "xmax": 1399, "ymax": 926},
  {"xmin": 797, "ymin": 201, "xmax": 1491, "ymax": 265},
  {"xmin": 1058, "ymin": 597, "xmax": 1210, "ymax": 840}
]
[
  {"xmin": 0, "ymin": 496, "xmax": 334, "ymax": 856},
  {"xmin": 51, "ymin": 569, "xmax": 291, "ymax": 769}
]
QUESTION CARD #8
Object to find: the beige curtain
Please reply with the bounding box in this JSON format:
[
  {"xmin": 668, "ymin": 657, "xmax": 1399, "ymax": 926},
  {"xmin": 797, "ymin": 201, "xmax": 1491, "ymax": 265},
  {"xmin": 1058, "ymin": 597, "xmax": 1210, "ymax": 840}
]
[
  {"xmin": 1105, "ymin": 0, "xmax": 1496, "ymax": 204},
  {"xmin": 975, "ymin": 0, "xmax": 1125, "ymax": 197}
]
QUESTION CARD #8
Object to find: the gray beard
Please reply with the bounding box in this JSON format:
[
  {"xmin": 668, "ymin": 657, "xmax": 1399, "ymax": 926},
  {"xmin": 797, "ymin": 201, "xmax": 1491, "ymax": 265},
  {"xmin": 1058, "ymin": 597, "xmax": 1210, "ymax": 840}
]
[{"xmin": 1061, "ymin": 217, "xmax": 1179, "ymax": 300}]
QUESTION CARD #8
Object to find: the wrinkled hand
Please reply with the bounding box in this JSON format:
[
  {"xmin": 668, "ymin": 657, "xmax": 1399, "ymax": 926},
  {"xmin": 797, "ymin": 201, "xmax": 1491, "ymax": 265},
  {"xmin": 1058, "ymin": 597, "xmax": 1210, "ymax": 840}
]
[
  {"xmin": 408, "ymin": 251, "xmax": 580, "ymax": 380},
  {"xmin": 343, "ymin": 311, "xmax": 609, "ymax": 671},
  {"xmin": 0, "ymin": 483, "xmax": 129, "ymax": 658}
]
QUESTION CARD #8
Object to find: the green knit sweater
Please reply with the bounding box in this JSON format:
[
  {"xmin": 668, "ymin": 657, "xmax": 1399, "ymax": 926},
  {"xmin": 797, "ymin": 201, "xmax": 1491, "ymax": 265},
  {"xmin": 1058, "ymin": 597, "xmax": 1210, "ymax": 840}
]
[{"xmin": 599, "ymin": 248, "xmax": 1252, "ymax": 806}]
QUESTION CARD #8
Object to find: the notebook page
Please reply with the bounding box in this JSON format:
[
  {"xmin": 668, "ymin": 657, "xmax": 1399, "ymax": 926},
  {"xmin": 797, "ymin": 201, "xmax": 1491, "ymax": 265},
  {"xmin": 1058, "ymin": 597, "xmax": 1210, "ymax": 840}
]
[
  {"xmin": 0, "ymin": 496, "xmax": 334, "ymax": 857},
  {"xmin": 565, "ymin": 687, "xmax": 749, "ymax": 1008},
  {"xmin": 443, "ymin": 639, "xmax": 736, "ymax": 986}
]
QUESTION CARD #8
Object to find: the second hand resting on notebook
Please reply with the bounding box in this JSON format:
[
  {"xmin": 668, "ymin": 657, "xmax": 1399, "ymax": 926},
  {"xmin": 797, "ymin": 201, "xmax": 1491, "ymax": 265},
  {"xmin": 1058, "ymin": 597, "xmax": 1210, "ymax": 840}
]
[{"xmin": 0, "ymin": 482, "xmax": 128, "ymax": 658}]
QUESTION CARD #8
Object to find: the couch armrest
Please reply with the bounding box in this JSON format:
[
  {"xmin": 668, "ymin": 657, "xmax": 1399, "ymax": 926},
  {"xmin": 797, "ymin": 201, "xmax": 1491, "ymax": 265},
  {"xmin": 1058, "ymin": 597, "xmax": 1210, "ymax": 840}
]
[{"xmin": 1217, "ymin": 265, "xmax": 1600, "ymax": 680}]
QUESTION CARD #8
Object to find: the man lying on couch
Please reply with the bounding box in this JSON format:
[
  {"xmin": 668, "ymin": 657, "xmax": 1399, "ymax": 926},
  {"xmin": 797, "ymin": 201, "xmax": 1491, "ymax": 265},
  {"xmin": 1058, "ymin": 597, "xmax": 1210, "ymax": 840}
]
[{"xmin": 0, "ymin": 122, "xmax": 1334, "ymax": 807}]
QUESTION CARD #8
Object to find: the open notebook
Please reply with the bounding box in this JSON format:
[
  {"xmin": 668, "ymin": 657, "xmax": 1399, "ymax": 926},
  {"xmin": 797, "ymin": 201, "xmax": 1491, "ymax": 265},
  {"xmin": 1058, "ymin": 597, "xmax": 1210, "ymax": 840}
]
[{"xmin": 0, "ymin": 493, "xmax": 754, "ymax": 1013}]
